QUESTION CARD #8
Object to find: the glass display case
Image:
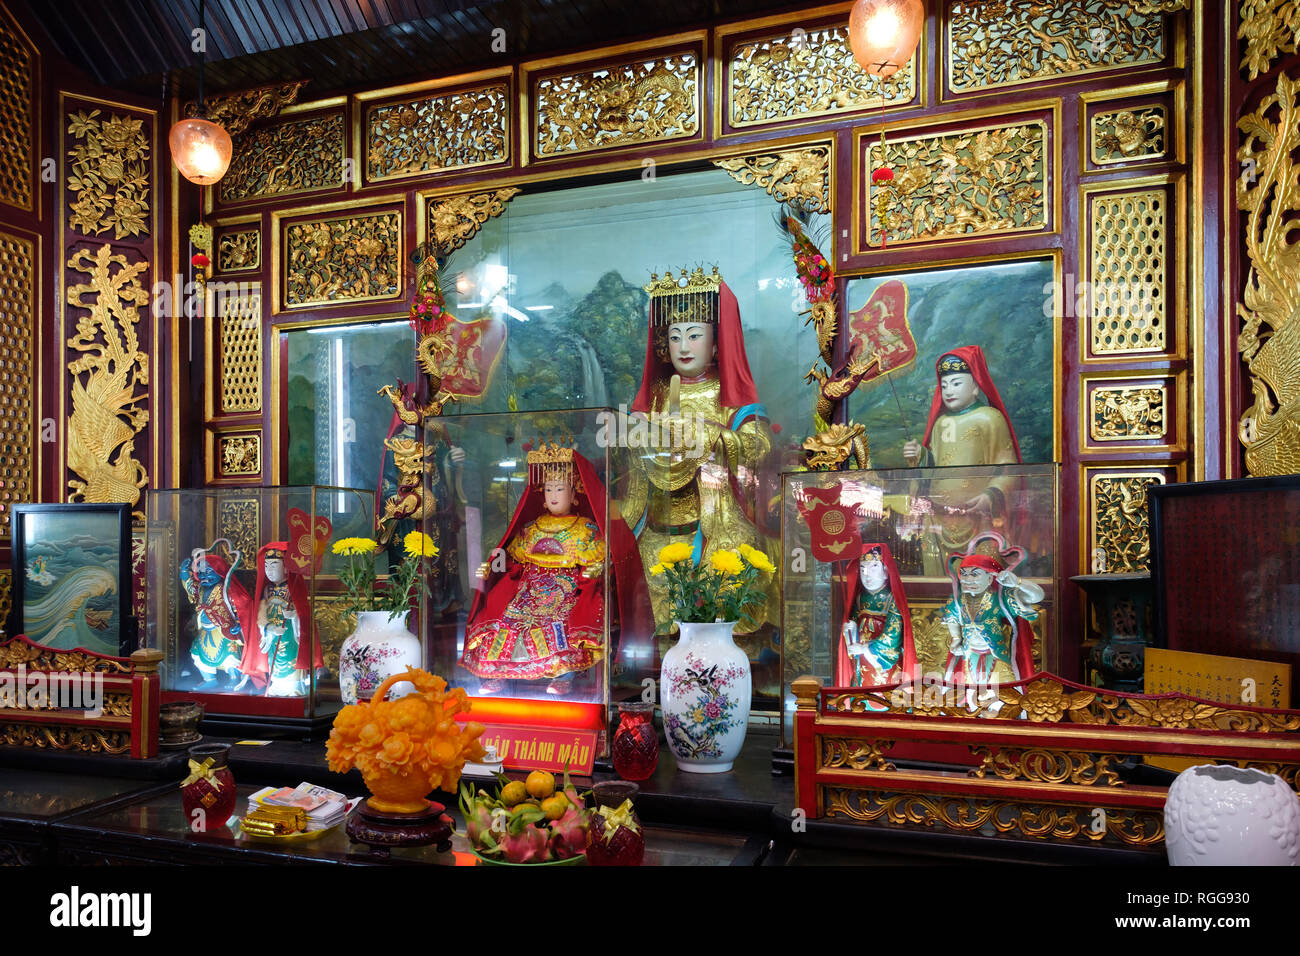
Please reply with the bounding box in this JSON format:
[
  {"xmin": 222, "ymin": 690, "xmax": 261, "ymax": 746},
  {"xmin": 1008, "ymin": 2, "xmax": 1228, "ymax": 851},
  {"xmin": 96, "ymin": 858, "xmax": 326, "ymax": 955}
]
[
  {"xmin": 779, "ymin": 463, "xmax": 1060, "ymax": 738},
  {"xmin": 420, "ymin": 408, "xmax": 656, "ymax": 764},
  {"xmin": 144, "ymin": 485, "xmax": 374, "ymax": 732}
]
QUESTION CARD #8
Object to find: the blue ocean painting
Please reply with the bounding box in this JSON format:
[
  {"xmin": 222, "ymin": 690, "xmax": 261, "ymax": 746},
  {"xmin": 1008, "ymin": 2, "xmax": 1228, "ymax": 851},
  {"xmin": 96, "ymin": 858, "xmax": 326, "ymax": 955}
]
[{"xmin": 21, "ymin": 513, "xmax": 120, "ymax": 656}]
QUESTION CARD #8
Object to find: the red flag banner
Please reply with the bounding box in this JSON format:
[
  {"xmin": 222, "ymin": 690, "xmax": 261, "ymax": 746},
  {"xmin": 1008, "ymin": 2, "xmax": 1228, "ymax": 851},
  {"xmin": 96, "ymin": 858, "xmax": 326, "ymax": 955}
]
[
  {"xmin": 848, "ymin": 279, "xmax": 917, "ymax": 388},
  {"xmin": 796, "ymin": 483, "xmax": 863, "ymax": 564}
]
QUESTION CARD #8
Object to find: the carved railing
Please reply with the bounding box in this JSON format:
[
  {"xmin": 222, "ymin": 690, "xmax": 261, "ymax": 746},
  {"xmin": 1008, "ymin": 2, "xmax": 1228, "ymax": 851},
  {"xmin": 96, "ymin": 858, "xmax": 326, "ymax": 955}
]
[
  {"xmin": 0, "ymin": 635, "xmax": 163, "ymax": 759},
  {"xmin": 793, "ymin": 673, "xmax": 1300, "ymax": 852}
]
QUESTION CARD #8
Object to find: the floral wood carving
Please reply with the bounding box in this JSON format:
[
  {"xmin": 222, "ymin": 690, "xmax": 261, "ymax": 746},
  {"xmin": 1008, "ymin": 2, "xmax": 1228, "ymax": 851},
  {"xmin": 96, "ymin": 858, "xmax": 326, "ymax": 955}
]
[
  {"xmin": 947, "ymin": 1, "xmax": 1168, "ymax": 93},
  {"xmin": 728, "ymin": 26, "xmax": 914, "ymax": 126},
  {"xmin": 427, "ymin": 189, "xmax": 520, "ymax": 252},
  {"xmin": 64, "ymin": 244, "xmax": 150, "ymax": 510},
  {"xmin": 219, "ymin": 113, "xmax": 344, "ymax": 204},
  {"xmin": 1237, "ymin": 72, "xmax": 1300, "ymax": 475},
  {"xmin": 184, "ymin": 81, "xmax": 307, "ymax": 137},
  {"xmin": 713, "ymin": 146, "xmax": 831, "ymax": 214},
  {"xmin": 367, "ymin": 83, "xmax": 509, "ymax": 181},
  {"xmin": 283, "ymin": 210, "xmax": 400, "ymax": 308},
  {"xmin": 866, "ymin": 121, "xmax": 1047, "ymax": 246},
  {"xmin": 66, "ymin": 109, "xmax": 150, "ymax": 239},
  {"xmin": 217, "ymin": 230, "xmax": 259, "ymax": 272},
  {"xmin": 1239, "ymin": 0, "xmax": 1300, "ymax": 80},
  {"xmin": 534, "ymin": 54, "xmax": 698, "ymax": 156}
]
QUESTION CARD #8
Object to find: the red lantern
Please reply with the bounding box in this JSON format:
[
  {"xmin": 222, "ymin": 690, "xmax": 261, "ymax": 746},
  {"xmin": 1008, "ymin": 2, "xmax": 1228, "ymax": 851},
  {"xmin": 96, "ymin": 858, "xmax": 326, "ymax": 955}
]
[
  {"xmin": 848, "ymin": 0, "xmax": 926, "ymax": 78},
  {"xmin": 872, "ymin": 167, "xmax": 895, "ymax": 183}
]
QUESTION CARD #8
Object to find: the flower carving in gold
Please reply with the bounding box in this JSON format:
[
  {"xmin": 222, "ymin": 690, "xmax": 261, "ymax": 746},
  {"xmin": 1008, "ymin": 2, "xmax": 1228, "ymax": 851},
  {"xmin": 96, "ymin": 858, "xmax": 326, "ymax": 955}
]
[
  {"xmin": 713, "ymin": 146, "xmax": 830, "ymax": 214},
  {"xmin": 66, "ymin": 109, "xmax": 151, "ymax": 239}
]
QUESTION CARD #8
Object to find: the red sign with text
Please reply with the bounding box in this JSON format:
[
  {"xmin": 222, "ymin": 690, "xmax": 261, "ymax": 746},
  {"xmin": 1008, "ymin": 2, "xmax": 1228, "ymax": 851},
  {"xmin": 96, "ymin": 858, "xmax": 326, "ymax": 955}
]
[{"xmin": 477, "ymin": 724, "xmax": 599, "ymax": 775}]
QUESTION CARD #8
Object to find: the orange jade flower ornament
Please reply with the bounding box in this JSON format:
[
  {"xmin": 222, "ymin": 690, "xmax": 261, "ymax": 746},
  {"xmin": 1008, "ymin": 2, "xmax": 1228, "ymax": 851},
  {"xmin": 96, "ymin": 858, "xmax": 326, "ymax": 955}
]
[{"xmin": 327, "ymin": 667, "xmax": 486, "ymax": 815}]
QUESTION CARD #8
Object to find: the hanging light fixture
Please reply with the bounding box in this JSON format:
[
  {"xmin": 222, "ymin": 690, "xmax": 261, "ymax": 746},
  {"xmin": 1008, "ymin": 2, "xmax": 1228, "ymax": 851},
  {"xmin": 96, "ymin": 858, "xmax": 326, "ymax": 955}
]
[
  {"xmin": 847, "ymin": 0, "xmax": 925, "ymax": 77},
  {"xmin": 169, "ymin": 0, "xmax": 232, "ymax": 185}
]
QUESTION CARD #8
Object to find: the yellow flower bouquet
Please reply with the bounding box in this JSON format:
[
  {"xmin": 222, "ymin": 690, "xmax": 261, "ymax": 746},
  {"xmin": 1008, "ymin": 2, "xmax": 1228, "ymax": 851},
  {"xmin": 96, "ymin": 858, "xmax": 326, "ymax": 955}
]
[
  {"xmin": 650, "ymin": 542, "xmax": 775, "ymax": 625},
  {"xmin": 333, "ymin": 531, "xmax": 438, "ymax": 618}
]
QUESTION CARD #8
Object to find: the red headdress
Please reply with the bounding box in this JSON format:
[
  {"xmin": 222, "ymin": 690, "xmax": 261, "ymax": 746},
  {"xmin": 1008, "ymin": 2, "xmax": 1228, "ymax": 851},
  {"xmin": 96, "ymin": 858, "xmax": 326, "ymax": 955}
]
[
  {"xmin": 247, "ymin": 541, "xmax": 322, "ymax": 680},
  {"xmin": 949, "ymin": 549, "xmax": 1035, "ymax": 680},
  {"xmin": 838, "ymin": 542, "xmax": 916, "ymax": 687},
  {"xmin": 465, "ymin": 450, "xmax": 653, "ymax": 676},
  {"xmin": 630, "ymin": 271, "xmax": 759, "ymax": 413},
  {"xmin": 920, "ymin": 345, "xmax": 1021, "ymax": 462}
]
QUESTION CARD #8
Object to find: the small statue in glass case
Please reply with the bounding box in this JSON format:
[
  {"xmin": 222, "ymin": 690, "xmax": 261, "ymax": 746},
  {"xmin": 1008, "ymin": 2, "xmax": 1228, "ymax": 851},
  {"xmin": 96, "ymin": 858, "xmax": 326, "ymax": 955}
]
[
  {"xmin": 178, "ymin": 542, "xmax": 253, "ymax": 690},
  {"xmin": 940, "ymin": 551, "xmax": 1042, "ymax": 689},
  {"xmin": 838, "ymin": 543, "xmax": 916, "ymax": 688},
  {"xmin": 462, "ymin": 444, "xmax": 609, "ymax": 697},
  {"xmin": 248, "ymin": 542, "xmax": 317, "ymax": 697}
]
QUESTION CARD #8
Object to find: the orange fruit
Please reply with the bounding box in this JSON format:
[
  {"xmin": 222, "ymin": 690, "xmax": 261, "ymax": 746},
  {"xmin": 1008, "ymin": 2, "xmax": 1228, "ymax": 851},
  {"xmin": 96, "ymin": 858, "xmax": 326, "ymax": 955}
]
[
  {"xmin": 541, "ymin": 793, "xmax": 569, "ymax": 820},
  {"xmin": 500, "ymin": 781, "xmax": 528, "ymax": 807},
  {"xmin": 525, "ymin": 770, "xmax": 556, "ymax": 799}
]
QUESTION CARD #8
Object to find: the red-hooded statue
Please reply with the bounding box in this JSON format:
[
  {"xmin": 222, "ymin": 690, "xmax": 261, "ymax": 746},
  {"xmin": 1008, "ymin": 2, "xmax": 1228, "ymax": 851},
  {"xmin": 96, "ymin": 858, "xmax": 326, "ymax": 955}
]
[
  {"xmin": 463, "ymin": 444, "xmax": 651, "ymax": 698},
  {"xmin": 838, "ymin": 542, "xmax": 916, "ymax": 688},
  {"xmin": 246, "ymin": 542, "xmax": 319, "ymax": 697},
  {"xmin": 904, "ymin": 345, "xmax": 1022, "ymax": 575},
  {"xmin": 618, "ymin": 267, "xmax": 779, "ymax": 658}
]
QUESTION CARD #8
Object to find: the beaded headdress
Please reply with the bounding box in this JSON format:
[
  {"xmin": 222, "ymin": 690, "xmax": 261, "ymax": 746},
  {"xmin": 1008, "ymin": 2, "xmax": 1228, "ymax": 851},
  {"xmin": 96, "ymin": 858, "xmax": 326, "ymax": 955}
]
[
  {"xmin": 526, "ymin": 441, "xmax": 584, "ymax": 492},
  {"xmin": 645, "ymin": 266, "xmax": 723, "ymax": 328}
]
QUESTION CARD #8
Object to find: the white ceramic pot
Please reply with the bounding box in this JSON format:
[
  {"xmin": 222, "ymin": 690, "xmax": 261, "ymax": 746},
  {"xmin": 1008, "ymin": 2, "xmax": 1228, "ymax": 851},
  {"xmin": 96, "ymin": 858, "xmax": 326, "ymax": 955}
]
[
  {"xmin": 660, "ymin": 620, "xmax": 752, "ymax": 773},
  {"xmin": 1165, "ymin": 764, "xmax": 1300, "ymax": 866},
  {"xmin": 338, "ymin": 610, "xmax": 422, "ymax": 705}
]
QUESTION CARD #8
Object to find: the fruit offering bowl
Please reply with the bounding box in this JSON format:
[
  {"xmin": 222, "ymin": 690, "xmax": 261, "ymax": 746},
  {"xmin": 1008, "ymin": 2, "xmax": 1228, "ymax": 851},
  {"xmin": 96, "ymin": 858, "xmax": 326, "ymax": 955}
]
[{"xmin": 459, "ymin": 770, "xmax": 592, "ymax": 865}]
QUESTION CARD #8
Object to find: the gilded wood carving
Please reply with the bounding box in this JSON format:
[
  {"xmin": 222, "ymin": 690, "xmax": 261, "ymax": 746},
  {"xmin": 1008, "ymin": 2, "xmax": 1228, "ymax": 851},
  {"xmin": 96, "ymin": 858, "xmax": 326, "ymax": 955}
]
[
  {"xmin": 0, "ymin": 571, "xmax": 10, "ymax": 640},
  {"xmin": 219, "ymin": 113, "xmax": 344, "ymax": 205},
  {"xmin": 534, "ymin": 54, "xmax": 698, "ymax": 156},
  {"xmin": 66, "ymin": 109, "xmax": 150, "ymax": 239},
  {"xmin": 728, "ymin": 26, "xmax": 914, "ymax": 126},
  {"xmin": 0, "ymin": 7, "xmax": 33, "ymax": 211},
  {"xmin": 185, "ymin": 80, "xmax": 307, "ymax": 137},
  {"xmin": 427, "ymin": 189, "xmax": 520, "ymax": 252},
  {"xmin": 947, "ymin": 1, "xmax": 1169, "ymax": 93},
  {"xmin": 1091, "ymin": 474, "xmax": 1162, "ymax": 573},
  {"xmin": 866, "ymin": 120, "xmax": 1047, "ymax": 246},
  {"xmin": 713, "ymin": 146, "xmax": 830, "ymax": 214},
  {"xmin": 1091, "ymin": 106, "xmax": 1167, "ymax": 164},
  {"xmin": 367, "ymin": 83, "xmax": 509, "ymax": 181},
  {"xmin": 0, "ymin": 230, "xmax": 34, "ymax": 539},
  {"xmin": 216, "ymin": 283, "xmax": 262, "ymax": 413},
  {"xmin": 283, "ymin": 210, "xmax": 401, "ymax": 308},
  {"xmin": 64, "ymin": 244, "xmax": 150, "ymax": 510},
  {"xmin": 218, "ymin": 434, "xmax": 260, "ymax": 477},
  {"xmin": 1237, "ymin": 72, "xmax": 1300, "ymax": 475},
  {"xmin": 1090, "ymin": 189, "xmax": 1168, "ymax": 354},
  {"xmin": 1239, "ymin": 0, "xmax": 1300, "ymax": 80},
  {"xmin": 217, "ymin": 230, "xmax": 259, "ymax": 272},
  {"xmin": 218, "ymin": 498, "xmax": 260, "ymax": 564},
  {"xmin": 1091, "ymin": 385, "xmax": 1166, "ymax": 440}
]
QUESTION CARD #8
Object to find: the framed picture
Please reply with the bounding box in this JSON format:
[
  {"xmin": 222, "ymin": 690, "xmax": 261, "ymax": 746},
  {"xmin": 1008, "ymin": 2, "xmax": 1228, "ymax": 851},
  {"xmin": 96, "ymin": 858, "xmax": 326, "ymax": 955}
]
[
  {"xmin": 1149, "ymin": 476, "xmax": 1300, "ymax": 706},
  {"xmin": 8, "ymin": 503, "xmax": 135, "ymax": 657}
]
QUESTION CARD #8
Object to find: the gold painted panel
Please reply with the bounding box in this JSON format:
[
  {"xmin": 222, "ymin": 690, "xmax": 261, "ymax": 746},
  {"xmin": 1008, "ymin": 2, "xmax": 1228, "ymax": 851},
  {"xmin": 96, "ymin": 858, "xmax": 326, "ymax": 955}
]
[
  {"xmin": 1090, "ymin": 384, "xmax": 1167, "ymax": 441},
  {"xmin": 366, "ymin": 82, "xmax": 509, "ymax": 182},
  {"xmin": 1089, "ymin": 188, "xmax": 1168, "ymax": 354},
  {"xmin": 533, "ymin": 51, "xmax": 700, "ymax": 157},
  {"xmin": 218, "ymin": 112, "xmax": 345, "ymax": 205},
  {"xmin": 946, "ymin": 0, "xmax": 1168, "ymax": 95},
  {"xmin": 728, "ymin": 25, "xmax": 915, "ymax": 128},
  {"xmin": 216, "ymin": 282, "xmax": 262, "ymax": 414},
  {"xmin": 314, "ymin": 595, "xmax": 356, "ymax": 676},
  {"xmin": 1240, "ymin": 0, "xmax": 1300, "ymax": 80},
  {"xmin": 217, "ymin": 433, "xmax": 261, "ymax": 477},
  {"xmin": 0, "ymin": 7, "xmax": 33, "ymax": 211},
  {"xmin": 66, "ymin": 108, "xmax": 150, "ymax": 239},
  {"xmin": 217, "ymin": 229, "xmax": 260, "ymax": 273},
  {"xmin": 0, "ymin": 229, "xmax": 34, "ymax": 540},
  {"xmin": 64, "ymin": 244, "xmax": 149, "ymax": 510},
  {"xmin": 1238, "ymin": 72, "xmax": 1300, "ymax": 476},
  {"xmin": 426, "ymin": 188, "xmax": 520, "ymax": 252},
  {"xmin": 1090, "ymin": 105, "xmax": 1167, "ymax": 165},
  {"xmin": 1090, "ymin": 472, "xmax": 1166, "ymax": 573},
  {"xmin": 713, "ymin": 145, "xmax": 831, "ymax": 214},
  {"xmin": 219, "ymin": 497, "xmax": 260, "ymax": 563},
  {"xmin": 865, "ymin": 119, "xmax": 1048, "ymax": 247},
  {"xmin": 282, "ymin": 209, "xmax": 402, "ymax": 310}
]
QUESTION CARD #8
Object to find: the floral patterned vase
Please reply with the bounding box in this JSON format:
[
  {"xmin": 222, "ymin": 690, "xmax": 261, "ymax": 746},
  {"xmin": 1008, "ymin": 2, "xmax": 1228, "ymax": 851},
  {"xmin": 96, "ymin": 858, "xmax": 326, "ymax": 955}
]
[
  {"xmin": 660, "ymin": 621, "xmax": 751, "ymax": 773},
  {"xmin": 1165, "ymin": 764, "xmax": 1300, "ymax": 866},
  {"xmin": 339, "ymin": 610, "xmax": 422, "ymax": 705}
]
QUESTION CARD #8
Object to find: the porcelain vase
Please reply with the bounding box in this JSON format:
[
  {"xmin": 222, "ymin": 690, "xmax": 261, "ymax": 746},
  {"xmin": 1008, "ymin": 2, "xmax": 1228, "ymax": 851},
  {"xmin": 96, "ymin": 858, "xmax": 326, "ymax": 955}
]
[
  {"xmin": 660, "ymin": 621, "xmax": 751, "ymax": 773},
  {"xmin": 1164, "ymin": 764, "xmax": 1300, "ymax": 866},
  {"xmin": 339, "ymin": 610, "xmax": 422, "ymax": 705}
]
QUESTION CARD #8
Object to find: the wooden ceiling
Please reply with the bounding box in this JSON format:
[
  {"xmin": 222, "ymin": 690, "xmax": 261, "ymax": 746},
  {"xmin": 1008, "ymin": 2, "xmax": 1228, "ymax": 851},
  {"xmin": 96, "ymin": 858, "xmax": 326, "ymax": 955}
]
[{"xmin": 16, "ymin": 0, "xmax": 811, "ymax": 99}]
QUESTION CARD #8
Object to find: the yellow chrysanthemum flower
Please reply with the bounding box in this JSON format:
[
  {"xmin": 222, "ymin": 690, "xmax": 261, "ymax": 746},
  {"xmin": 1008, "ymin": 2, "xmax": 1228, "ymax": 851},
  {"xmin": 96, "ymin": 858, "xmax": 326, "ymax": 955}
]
[
  {"xmin": 332, "ymin": 537, "xmax": 379, "ymax": 557},
  {"xmin": 739, "ymin": 544, "xmax": 775, "ymax": 573},
  {"xmin": 649, "ymin": 563, "xmax": 666, "ymax": 575},
  {"xmin": 403, "ymin": 531, "xmax": 439, "ymax": 559},
  {"xmin": 710, "ymin": 549, "xmax": 744, "ymax": 576},
  {"xmin": 657, "ymin": 542, "xmax": 695, "ymax": 566}
]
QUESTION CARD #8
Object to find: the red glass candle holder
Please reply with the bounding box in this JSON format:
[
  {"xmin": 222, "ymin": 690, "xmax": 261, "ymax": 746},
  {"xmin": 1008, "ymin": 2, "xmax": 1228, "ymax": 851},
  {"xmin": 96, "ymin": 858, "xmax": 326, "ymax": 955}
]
[
  {"xmin": 180, "ymin": 743, "xmax": 237, "ymax": 832},
  {"xmin": 612, "ymin": 702, "xmax": 659, "ymax": 782}
]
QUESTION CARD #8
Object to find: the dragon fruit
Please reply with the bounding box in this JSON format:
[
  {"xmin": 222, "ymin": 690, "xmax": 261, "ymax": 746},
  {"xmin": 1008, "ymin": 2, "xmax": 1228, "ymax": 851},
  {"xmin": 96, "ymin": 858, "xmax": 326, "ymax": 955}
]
[
  {"xmin": 498, "ymin": 822, "xmax": 550, "ymax": 863},
  {"xmin": 547, "ymin": 806, "xmax": 590, "ymax": 860}
]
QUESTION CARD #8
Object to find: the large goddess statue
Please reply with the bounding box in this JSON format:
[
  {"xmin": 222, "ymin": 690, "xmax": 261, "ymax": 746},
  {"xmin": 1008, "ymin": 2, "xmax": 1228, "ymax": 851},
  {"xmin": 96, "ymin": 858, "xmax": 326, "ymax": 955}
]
[{"xmin": 617, "ymin": 267, "xmax": 780, "ymax": 659}]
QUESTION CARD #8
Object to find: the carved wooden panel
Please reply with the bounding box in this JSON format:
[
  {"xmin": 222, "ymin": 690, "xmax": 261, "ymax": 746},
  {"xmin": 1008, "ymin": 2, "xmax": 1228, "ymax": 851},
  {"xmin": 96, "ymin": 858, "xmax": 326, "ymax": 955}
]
[
  {"xmin": 218, "ymin": 112, "xmax": 345, "ymax": 205},
  {"xmin": 365, "ymin": 80, "xmax": 509, "ymax": 183},
  {"xmin": 1087, "ymin": 470, "xmax": 1170, "ymax": 574},
  {"xmin": 0, "ymin": 229, "xmax": 33, "ymax": 539},
  {"xmin": 280, "ymin": 209, "xmax": 402, "ymax": 310},
  {"xmin": 215, "ymin": 431, "xmax": 261, "ymax": 479},
  {"xmin": 1088, "ymin": 187, "xmax": 1170, "ymax": 355},
  {"xmin": 216, "ymin": 229, "xmax": 260, "ymax": 273},
  {"xmin": 0, "ymin": 7, "xmax": 33, "ymax": 211},
  {"xmin": 218, "ymin": 497, "xmax": 260, "ymax": 562},
  {"xmin": 1082, "ymin": 375, "xmax": 1180, "ymax": 449},
  {"xmin": 215, "ymin": 282, "xmax": 262, "ymax": 414}
]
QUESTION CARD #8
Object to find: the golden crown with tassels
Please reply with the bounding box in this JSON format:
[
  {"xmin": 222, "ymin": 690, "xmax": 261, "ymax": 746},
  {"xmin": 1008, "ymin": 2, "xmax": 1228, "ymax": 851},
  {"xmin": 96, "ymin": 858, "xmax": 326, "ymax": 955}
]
[
  {"xmin": 526, "ymin": 440, "xmax": 584, "ymax": 492},
  {"xmin": 645, "ymin": 266, "xmax": 723, "ymax": 327}
]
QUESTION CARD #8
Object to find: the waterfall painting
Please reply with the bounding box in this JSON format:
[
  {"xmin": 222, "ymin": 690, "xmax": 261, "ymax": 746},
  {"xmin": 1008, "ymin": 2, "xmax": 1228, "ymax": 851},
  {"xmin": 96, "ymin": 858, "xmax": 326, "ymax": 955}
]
[{"xmin": 9, "ymin": 503, "xmax": 133, "ymax": 657}]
